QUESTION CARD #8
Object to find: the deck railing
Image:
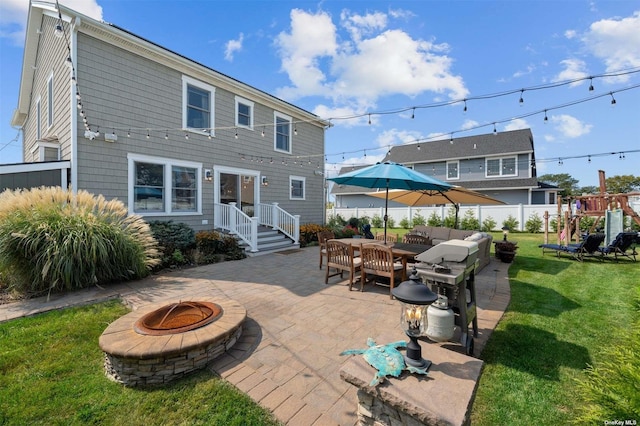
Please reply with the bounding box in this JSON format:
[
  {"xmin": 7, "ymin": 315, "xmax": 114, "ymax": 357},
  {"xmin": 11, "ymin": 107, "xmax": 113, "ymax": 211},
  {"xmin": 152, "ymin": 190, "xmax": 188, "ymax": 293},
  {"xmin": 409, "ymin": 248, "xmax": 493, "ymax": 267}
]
[{"xmin": 214, "ymin": 202, "xmax": 299, "ymax": 251}]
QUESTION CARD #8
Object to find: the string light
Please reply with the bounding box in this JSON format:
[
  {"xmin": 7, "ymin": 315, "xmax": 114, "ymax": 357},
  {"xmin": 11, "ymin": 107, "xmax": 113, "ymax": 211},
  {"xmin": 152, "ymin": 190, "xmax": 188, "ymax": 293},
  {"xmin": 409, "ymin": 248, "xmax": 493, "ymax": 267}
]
[
  {"xmin": 519, "ymin": 89, "xmax": 524, "ymax": 106},
  {"xmin": 543, "ymin": 110, "xmax": 548, "ymax": 123},
  {"xmin": 589, "ymin": 78, "xmax": 594, "ymax": 91},
  {"xmin": 146, "ymin": 129, "xmax": 150, "ymax": 139},
  {"xmin": 588, "ymin": 155, "xmax": 591, "ymax": 163},
  {"xmin": 411, "ymin": 108, "xmax": 415, "ymax": 119},
  {"xmin": 463, "ymin": 99, "xmax": 467, "ymax": 113},
  {"xmin": 610, "ymin": 92, "xmax": 616, "ymax": 106},
  {"xmin": 493, "ymin": 123, "xmax": 497, "ymax": 135}
]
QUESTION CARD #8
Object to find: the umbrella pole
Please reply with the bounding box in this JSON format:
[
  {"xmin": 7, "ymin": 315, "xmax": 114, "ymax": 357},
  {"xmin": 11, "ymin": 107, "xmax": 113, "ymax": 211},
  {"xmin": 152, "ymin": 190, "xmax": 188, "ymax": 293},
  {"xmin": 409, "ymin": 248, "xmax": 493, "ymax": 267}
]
[
  {"xmin": 455, "ymin": 204, "xmax": 460, "ymax": 229},
  {"xmin": 384, "ymin": 184, "xmax": 389, "ymax": 245}
]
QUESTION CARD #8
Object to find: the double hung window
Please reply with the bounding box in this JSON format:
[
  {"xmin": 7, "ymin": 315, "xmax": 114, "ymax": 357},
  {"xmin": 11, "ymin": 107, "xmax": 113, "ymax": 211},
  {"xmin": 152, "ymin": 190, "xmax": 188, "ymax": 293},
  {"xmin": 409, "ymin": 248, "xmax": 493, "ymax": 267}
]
[
  {"xmin": 486, "ymin": 156, "xmax": 517, "ymax": 177},
  {"xmin": 182, "ymin": 76, "xmax": 215, "ymax": 135},
  {"xmin": 274, "ymin": 112, "xmax": 292, "ymax": 153}
]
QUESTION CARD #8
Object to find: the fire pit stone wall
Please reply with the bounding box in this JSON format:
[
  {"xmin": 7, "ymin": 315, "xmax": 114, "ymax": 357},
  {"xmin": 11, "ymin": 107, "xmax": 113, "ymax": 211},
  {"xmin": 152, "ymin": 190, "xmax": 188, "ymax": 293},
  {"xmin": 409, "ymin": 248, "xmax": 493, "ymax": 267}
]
[{"xmin": 99, "ymin": 297, "xmax": 246, "ymax": 387}]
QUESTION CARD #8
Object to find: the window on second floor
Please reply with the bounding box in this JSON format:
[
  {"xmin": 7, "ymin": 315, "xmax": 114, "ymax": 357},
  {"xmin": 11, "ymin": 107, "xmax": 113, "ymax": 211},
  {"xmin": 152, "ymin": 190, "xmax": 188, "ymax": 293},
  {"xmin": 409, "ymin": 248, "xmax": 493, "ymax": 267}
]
[
  {"xmin": 446, "ymin": 161, "xmax": 459, "ymax": 180},
  {"xmin": 290, "ymin": 176, "xmax": 305, "ymax": 200},
  {"xmin": 182, "ymin": 75, "xmax": 215, "ymax": 135},
  {"xmin": 235, "ymin": 96, "xmax": 254, "ymax": 129},
  {"xmin": 274, "ymin": 112, "xmax": 292, "ymax": 153},
  {"xmin": 486, "ymin": 156, "xmax": 517, "ymax": 177},
  {"xmin": 47, "ymin": 73, "xmax": 54, "ymax": 128}
]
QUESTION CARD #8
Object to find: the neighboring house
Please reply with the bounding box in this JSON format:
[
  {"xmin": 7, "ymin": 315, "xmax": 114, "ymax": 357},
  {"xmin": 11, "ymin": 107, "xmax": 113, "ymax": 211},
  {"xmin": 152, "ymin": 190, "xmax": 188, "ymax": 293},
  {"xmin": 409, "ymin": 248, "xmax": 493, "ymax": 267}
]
[
  {"xmin": 6, "ymin": 1, "xmax": 330, "ymax": 253},
  {"xmin": 331, "ymin": 128, "xmax": 558, "ymax": 208}
]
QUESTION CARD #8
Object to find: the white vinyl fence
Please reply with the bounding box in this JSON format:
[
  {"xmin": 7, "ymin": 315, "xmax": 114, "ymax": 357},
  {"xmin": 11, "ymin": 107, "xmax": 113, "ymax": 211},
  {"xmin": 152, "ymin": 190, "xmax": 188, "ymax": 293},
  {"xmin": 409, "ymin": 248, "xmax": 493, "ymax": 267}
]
[{"xmin": 327, "ymin": 201, "xmax": 640, "ymax": 231}]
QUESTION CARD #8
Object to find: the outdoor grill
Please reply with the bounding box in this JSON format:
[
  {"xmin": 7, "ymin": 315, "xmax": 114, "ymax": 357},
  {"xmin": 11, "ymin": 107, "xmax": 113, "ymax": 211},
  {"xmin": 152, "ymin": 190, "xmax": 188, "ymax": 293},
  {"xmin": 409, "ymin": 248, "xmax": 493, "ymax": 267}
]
[{"xmin": 413, "ymin": 240, "xmax": 480, "ymax": 355}]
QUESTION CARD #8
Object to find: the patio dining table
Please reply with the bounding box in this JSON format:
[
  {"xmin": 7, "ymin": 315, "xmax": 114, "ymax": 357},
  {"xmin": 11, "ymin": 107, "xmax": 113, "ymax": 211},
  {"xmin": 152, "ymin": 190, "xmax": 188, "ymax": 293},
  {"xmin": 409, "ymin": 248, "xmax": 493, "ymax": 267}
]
[{"xmin": 332, "ymin": 238, "xmax": 432, "ymax": 281}]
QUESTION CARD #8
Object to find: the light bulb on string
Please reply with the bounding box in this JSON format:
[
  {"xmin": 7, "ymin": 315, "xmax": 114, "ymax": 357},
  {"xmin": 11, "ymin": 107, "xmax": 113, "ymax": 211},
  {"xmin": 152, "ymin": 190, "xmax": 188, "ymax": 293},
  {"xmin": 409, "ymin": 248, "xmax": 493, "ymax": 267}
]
[
  {"xmin": 610, "ymin": 93, "xmax": 616, "ymax": 106},
  {"xmin": 185, "ymin": 133, "xmax": 189, "ymax": 140},
  {"xmin": 463, "ymin": 99, "xmax": 467, "ymax": 113},
  {"xmin": 588, "ymin": 155, "xmax": 591, "ymax": 164},
  {"xmin": 493, "ymin": 123, "xmax": 497, "ymax": 135},
  {"xmin": 589, "ymin": 78, "xmax": 594, "ymax": 91},
  {"xmin": 146, "ymin": 130, "xmax": 150, "ymax": 139},
  {"xmin": 544, "ymin": 110, "xmax": 548, "ymax": 123},
  {"xmin": 411, "ymin": 108, "xmax": 415, "ymax": 119},
  {"xmin": 165, "ymin": 131, "xmax": 169, "ymax": 140},
  {"xmin": 519, "ymin": 89, "xmax": 524, "ymax": 106},
  {"xmin": 54, "ymin": 23, "xmax": 64, "ymax": 38}
]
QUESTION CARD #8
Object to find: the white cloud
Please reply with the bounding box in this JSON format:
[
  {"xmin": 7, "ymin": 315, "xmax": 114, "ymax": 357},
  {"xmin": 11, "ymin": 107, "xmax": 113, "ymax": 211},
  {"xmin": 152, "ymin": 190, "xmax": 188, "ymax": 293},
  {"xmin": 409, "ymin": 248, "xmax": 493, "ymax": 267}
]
[
  {"xmin": 1, "ymin": 0, "xmax": 102, "ymax": 45},
  {"xmin": 376, "ymin": 128, "xmax": 424, "ymax": 148},
  {"xmin": 582, "ymin": 11, "xmax": 640, "ymax": 79},
  {"xmin": 550, "ymin": 114, "xmax": 592, "ymax": 138},
  {"xmin": 461, "ymin": 119, "xmax": 479, "ymax": 131},
  {"xmin": 513, "ymin": 64, "xmax": 536, "ymax": 78},
  {"xmin": 224, "ymin": 33, "xmax": 244, "ymax": 61},
  {"xmin": 340, "ymin": 10, "xmax": 387, "ymax": 43},
  {"xmin": 274, "ymin": 8, "xmax": 468, "ymax": 106},
  {"xmin": 552, "ymin": 59, "xmax": 589, "ymax": 86},
  {"xmin": 274, "ymin": 9, "xmax": 337, "ymax": 99},
  {"xmin": 503, "ymin": 118, "xmax": 530, "ymax": 132},
  {"xmin": 564, "ymin": 29, "xmax": 577, "ymax": 39},
  {"xmin": 543, "ymin": 134, "xmax": 556, "ymax": 142}
]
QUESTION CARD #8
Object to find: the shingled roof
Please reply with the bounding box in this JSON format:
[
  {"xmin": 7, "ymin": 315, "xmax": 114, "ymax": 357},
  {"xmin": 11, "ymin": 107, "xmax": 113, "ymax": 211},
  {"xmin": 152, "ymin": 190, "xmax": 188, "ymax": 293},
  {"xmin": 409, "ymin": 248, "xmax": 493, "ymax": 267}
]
[{"xmin": 383, "ymin": 128, "xmax": 534, "ymax": 164}]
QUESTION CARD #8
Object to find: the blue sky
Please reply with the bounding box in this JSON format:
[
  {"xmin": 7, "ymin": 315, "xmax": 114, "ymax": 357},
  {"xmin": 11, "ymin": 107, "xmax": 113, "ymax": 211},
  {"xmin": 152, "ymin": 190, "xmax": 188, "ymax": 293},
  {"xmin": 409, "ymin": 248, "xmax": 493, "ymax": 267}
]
[{"xmin": 1, "ymin": 0, "xmax": 639, "ymax": 188}]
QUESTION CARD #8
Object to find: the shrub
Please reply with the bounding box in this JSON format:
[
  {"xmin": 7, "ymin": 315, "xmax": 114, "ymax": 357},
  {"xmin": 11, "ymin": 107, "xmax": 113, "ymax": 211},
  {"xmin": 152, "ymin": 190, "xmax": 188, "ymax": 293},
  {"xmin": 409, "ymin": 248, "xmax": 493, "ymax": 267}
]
[
  {"xmin": 194, "ymin": 230, "xmax": 245, "ymax": 263},
  {"xmin": 427, "ymin": 212, "xmax": 442, "ymax": 226},
  {"xmin": 399, "ymin": 217, "xmax": 411, "ymax": 229},
  {"xmin": 149, "ymin": 221, "xmax": 196, "ymax": 268},
  {"xmin": 299, "ymin": 223, "xmax": 330, "ymax": 247},
  {"xmin": 386, "ymin": 216, "xmax": 396, "ymax": 229},
  {"xmin": 443, "ymin": 207, "xmax": 458, "ymax": 228},
  {"xmin": 460, "ymin": 210, "xmax": 480, "ymax": 230},
  {"xmin": 371, "ymin": 215, "xmax": 384, "ymax": 228},
  {"xmin": 0, "ymin": 187, "xmax": 159, "ymax": 295},
  {"xmin": 502, "ymin": 215, "xmax": 519, "ymax": 232},
  {"xmin": 481, "ymin": 217, "xmax": 497, "ymax": 232},
  {"xmin": 327, "ymin": 214, "xmax": 346, "ymax": 228},
  {"xmin": 525, "ymin": 213, "xmax": 543, "ymax": 233},
  {"xmin": 412, "ymin": 212, "xmax": 426, "ymax": 226}
]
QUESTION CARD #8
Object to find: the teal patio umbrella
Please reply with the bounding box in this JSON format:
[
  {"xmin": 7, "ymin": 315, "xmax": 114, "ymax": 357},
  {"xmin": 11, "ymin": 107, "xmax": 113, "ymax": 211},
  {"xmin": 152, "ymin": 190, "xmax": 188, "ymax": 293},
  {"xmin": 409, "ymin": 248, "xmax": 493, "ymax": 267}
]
[{"xmin": 328, "ymin": 162, "xmax": 453, "ymax": 242}]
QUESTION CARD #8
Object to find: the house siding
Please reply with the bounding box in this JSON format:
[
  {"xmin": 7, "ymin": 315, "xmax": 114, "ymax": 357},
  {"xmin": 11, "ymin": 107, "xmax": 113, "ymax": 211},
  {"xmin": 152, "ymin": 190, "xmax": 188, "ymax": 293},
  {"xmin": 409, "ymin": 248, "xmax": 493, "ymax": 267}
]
[
  {"xmin": 73, "ymin": 32, "xmax": 325, "ymax": 230},
  {"xmin": 22, "ymin": 15, "xmax": 72, "ymax": 163}
]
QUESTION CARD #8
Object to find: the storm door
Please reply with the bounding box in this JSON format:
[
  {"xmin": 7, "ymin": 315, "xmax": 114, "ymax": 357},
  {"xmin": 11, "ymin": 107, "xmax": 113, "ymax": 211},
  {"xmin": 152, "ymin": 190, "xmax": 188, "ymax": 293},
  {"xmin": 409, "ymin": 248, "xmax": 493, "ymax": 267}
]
[{"xmin": 218, "ymin": 172, "xmax": 257, "ymax": 216}]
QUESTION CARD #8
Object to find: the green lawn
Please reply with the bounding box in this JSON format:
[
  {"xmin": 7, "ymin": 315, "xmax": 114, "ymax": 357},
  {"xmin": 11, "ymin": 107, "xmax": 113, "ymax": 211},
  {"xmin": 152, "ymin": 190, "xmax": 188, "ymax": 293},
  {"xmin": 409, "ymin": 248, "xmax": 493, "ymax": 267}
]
[
  {"xmin": 0, "ymin": 301, "xmax": 281, "ymax": 426},
  {"xmin": 471, "ymin": 233, "xmax": 640, "ymax": 424}
]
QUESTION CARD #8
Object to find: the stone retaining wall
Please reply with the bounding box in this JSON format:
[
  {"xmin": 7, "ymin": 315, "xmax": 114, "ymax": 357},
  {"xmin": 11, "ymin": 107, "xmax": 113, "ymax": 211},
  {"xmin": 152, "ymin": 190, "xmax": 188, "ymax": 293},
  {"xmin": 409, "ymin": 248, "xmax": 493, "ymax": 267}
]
[{"xmin": 104, "ymin": 326, "xmax": 242, "ymax": 386}]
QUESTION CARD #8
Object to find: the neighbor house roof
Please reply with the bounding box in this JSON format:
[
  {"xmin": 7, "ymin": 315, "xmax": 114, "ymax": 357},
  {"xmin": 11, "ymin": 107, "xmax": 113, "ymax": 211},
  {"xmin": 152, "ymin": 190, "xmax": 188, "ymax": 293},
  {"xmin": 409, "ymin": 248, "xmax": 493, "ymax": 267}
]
[{"xmin": 383, "ymin": 128, "xmax": 534, "ymax": 164}]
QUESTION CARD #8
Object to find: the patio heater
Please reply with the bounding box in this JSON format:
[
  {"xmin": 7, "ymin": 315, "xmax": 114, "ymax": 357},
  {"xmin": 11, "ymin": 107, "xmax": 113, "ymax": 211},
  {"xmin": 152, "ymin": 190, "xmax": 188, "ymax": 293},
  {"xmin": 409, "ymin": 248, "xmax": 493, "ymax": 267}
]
[{"xmin": 391, "ymin": 268, "xmax": 438, "ymax": 370}]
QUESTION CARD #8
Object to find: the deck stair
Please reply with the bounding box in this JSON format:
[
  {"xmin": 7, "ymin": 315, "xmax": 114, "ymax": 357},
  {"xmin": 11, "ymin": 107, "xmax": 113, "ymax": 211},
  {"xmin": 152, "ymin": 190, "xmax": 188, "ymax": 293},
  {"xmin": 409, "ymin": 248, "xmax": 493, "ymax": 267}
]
[{"xmin": 235, "ymin": 225, "xmax": 299, "ymax": 256}]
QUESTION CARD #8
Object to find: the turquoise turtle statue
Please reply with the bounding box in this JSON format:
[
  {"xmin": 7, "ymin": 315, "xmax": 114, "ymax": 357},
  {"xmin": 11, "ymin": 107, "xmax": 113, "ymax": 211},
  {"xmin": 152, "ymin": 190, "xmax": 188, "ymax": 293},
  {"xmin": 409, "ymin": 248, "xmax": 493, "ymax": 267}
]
[{"xmin": 340, "ymin": 338, "xmax": 429, "ymax": 386}]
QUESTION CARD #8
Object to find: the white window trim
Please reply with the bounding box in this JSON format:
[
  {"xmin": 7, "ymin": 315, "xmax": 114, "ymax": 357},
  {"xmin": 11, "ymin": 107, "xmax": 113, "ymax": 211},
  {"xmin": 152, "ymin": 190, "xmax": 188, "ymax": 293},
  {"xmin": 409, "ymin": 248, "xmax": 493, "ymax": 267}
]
[
  {"xmin": 235, "ymin": 96, "xmax": 254, "ymax": 130},
  {"xmin": 127, "ymin": 153, "xmax": 203, "ymax": 216},
  {"xmin": 31, "ymin": 141, "xmax": 60, "ymax": 162},
  {"xmin": 47, "ymin": 72, "xmax": 54, "ymax": 128},
  {"xmin": 290, "ymin": 175, "xmax": 306, "ymax": 200},
  {"xmin": 36, "ymin": 97, "xmax": 41, "ymax": 140},
  {"xmin": 274, "ymin": 111, "xmax": 292, "ymax": 154},
  {"xmin": 446, "ymin": 160, "xmax": 460, "ymax": 180},
  {"xmin": 485, "ymin": 156, "xmax": 518, "ymax": 178},
  {"xmin": 182, "ymin": 75, "xmax": 215, "ymax": 137}
]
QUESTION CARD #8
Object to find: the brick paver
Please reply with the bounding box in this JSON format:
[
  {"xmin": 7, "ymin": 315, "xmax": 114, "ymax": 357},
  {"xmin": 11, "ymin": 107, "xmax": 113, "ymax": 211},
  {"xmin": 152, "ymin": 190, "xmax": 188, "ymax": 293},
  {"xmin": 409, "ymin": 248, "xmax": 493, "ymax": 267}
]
[{"xmin": 0, "ymin": 246, "xmax": 510, "ymax": 425}]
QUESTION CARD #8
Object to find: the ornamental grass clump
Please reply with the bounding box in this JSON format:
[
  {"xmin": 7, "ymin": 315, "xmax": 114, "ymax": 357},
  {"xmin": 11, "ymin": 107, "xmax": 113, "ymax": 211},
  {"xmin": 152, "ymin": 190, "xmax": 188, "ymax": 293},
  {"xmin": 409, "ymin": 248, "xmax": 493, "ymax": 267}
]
[{"xmin": 0, "ymin": 187, "xmax": 159, "ymax": 295}]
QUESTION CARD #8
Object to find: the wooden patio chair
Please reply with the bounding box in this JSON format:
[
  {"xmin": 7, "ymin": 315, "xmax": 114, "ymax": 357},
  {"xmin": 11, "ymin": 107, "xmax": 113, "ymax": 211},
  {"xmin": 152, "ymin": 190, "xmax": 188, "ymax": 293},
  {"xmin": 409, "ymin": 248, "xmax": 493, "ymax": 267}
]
[
  {"xmin": 360, "ymin": 244, "xmax": 405, "ymax": 298},
  {"xmin": 374, "ymin": 232, "xmax": 397, "ymax": 243},
  {"xmin": 317, "ymin": 230, "xmax": 335, "ymax": 269},
  {"xmin": 325, "ymin": 239, "xmax": 362, "ymax": 290}
]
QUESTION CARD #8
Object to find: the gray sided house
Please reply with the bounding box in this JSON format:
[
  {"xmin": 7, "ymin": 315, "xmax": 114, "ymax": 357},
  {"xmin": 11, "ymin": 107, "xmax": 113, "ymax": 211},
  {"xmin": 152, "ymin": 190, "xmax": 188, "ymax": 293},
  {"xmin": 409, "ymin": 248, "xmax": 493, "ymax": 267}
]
[
  {"xmin": 331, "ymin": 128, "xmax": 557, "ymax": 208},
  {"xmin": 7, "ymin": 1, "xmax": 330, "ymax": 253}
]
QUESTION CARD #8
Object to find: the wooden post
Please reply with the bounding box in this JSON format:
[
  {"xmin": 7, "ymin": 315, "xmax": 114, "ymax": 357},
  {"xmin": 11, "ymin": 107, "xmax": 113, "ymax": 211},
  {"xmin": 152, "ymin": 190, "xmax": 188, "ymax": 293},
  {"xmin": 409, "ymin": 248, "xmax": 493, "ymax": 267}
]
[{"xmin": 543, "ymin": 211, "xmax": 549, "ymax": 244}]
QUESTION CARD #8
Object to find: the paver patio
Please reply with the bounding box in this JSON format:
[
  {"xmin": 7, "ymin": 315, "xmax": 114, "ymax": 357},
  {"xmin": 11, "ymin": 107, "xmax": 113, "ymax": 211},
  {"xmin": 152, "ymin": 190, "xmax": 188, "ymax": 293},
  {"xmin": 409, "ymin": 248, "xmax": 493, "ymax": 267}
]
[{"xmin": 0, "ymin": 246, "xmax": 511, "ymax": 425}]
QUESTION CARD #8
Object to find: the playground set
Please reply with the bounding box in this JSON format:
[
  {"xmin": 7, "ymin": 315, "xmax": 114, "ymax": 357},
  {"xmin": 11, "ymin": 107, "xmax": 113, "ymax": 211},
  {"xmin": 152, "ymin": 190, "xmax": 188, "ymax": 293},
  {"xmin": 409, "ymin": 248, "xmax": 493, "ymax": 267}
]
[{"xmin": 542, "ymin": 170, "xmax": 640, "ymax": 246}]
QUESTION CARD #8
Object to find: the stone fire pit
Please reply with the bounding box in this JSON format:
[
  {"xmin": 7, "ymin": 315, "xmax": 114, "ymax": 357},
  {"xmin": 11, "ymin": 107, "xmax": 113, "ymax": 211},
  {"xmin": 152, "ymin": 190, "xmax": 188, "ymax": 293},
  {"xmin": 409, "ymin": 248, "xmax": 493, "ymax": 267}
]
[{"xmin": 99, "ymin": 296, "xmax": 246, "ymax": 386}]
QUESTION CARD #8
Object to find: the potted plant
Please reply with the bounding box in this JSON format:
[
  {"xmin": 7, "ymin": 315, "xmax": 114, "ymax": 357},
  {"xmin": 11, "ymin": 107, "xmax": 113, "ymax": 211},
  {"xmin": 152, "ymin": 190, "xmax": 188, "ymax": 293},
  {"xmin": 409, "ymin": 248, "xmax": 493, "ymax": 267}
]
[{"xmin": 494, "ymin": 240, "xmax": 518, "ymax": 263}]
